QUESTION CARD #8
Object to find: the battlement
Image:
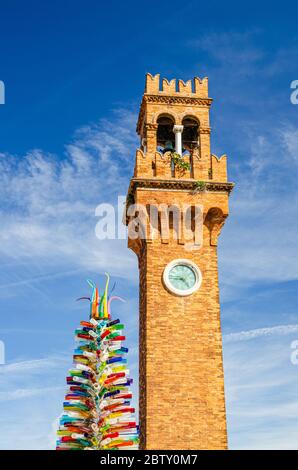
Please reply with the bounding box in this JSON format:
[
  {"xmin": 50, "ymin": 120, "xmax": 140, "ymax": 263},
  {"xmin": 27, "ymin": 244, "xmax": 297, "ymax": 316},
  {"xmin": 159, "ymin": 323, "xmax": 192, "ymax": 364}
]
[{"xmin": 145, "ymin": 73, "xmax": 209, "ymax": 97}]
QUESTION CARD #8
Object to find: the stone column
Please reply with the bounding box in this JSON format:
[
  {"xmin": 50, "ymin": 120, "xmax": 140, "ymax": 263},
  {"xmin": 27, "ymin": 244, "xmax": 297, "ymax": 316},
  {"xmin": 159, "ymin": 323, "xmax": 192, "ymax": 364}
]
[{"xmin": 173, "ymin": 125, "xmax": 184, "ymax": 155}]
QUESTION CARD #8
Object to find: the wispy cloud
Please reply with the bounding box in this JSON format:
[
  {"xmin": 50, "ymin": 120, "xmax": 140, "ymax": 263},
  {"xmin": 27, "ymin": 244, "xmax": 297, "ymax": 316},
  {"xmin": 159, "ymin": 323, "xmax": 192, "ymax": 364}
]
[
  {"xmin": 191, "ymin": 30, "xmax": 264, "ymax": 75},
  {"xmin": 0, "ymin": 268, "xmax": 84, "ymax": 289},
  {"xmin": 0, "ymin": 355, "xmax": 68, "ymax": 374},
  {"xmin": 188, "ymin": 32, "xmax": 298, "ymax": 295},
  {"xmin": 217, "ymin": 122, "xmax": 298, "ymax": 298},
  {"xmin": 0, "ymin": 354, "xmax": 70, "ymax": 449},
  {"xmin": 281, "ymin": 125, "xmax": 298, "ymax": 162},
  {"xmin": 0, "ymin": 109, "xmax": 138, "ymax": 292},
  {"xmin": 0, "ymin": 386, "xmax": 64, "ymax": 402},
  {"xmin": 224, "ymin": 323, "xmax": 298, "ymax": 343},
  {"xmin": 224, "ymin": 330, "xmax": 298, "ymax": 449}
]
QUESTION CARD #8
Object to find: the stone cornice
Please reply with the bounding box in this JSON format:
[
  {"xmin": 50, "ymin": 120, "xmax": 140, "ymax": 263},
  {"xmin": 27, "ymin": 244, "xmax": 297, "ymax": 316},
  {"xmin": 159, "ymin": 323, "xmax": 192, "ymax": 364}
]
[
  {"xmin": 127, "ymin": 177, "xmax": 234, "ymax": 195},
  {"xmin": 144, "ymin": 94, "xmax": 212, "ymax": 106}
]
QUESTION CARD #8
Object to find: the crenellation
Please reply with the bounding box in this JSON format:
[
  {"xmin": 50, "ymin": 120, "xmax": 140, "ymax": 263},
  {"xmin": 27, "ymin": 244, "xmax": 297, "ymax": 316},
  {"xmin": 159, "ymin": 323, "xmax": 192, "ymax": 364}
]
[
  {"xmin": 194, "ymin": 76, "xmax": 209, "ymax": 97},
  {"xmin": 178, "ymin": 79, "xmax": 192, "ymax": 95},
  {"xmin": 145, "ymin": 72, "xmax": 209, "ymax": 97},
  {"xmin": 134, "ymin": 148, "xmax": 150, "ymax": 177},
  {"xmin": 161, "ymin": 78, "xmax": 176, "ymax": 94},
  {"xmin": 145, "ymin": 73, "xmax": 160, "ymax": 94},
  {"xmin": 211, "ymin": 154, "xmax": 228, "ymax": 182}
]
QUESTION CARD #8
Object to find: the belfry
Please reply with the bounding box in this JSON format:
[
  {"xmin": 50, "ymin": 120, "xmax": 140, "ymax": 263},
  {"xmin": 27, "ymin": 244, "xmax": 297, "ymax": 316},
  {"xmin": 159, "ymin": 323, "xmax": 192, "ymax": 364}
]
[{"xmin": 126, "ymin": 73, "xmax": 234, "ymax": 450}]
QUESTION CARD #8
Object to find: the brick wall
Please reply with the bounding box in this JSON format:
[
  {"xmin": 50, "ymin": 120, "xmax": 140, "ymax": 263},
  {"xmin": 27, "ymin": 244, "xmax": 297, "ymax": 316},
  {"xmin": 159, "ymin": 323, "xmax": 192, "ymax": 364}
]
[{"xmin": 135, "ymin": 188, "xmax": 228, "ymax": 449}]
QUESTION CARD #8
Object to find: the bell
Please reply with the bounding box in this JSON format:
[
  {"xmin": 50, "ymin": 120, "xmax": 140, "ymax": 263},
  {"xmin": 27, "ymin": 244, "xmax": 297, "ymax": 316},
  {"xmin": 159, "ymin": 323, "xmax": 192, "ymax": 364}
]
[{"xmin": 162, "ymin": 140, "xmax": 174, "ymax": 153}]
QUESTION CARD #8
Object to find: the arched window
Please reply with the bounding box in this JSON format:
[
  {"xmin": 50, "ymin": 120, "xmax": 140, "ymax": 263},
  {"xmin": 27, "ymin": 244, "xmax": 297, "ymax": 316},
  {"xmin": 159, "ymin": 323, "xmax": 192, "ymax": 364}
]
[
  {"xmin": 182, "ymin": 117, "xmax": 199, "ymax": 152},
  {"xmin": 157, "ymin": 115, "xmax": 175, "ymax": 153},
  {"xmin": 181, "ymin": 117, "xmax": 199, "ymax": 177}
]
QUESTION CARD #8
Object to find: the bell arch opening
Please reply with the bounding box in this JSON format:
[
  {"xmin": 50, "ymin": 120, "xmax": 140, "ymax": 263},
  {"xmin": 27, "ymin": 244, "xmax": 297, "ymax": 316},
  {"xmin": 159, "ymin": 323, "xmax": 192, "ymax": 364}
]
[
  {"xmin": 156, "ymin": 114, "xmax": 175, "ymax": 153},
  {"xmin": 182, "ymin": 116, "xmax": 199, "ymax": 152}
]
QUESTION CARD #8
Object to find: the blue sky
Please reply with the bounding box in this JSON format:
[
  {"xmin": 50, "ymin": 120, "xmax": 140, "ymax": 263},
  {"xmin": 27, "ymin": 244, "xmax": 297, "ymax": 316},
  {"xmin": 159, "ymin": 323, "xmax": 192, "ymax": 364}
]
[{"xmin": 0, "ymin": 0, "xmax": 298, "ymax": 449}]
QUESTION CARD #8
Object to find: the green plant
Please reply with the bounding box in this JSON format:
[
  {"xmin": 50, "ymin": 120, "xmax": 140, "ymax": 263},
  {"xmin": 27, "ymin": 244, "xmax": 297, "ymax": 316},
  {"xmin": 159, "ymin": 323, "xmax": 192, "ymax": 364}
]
[
  {"xmin": 193, "ymin": 180, "xmax": 206, "ymax": 192},
  {"xmin": 170, "ymin": 152, "xmax": 190, "ymax": 171}
]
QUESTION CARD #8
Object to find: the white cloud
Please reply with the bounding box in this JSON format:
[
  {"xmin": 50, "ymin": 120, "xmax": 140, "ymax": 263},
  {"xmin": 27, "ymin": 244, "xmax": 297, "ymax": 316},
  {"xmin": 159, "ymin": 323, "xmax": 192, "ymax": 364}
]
[
  {"xmin": 217, "ymin": 120, "xmax": 298, "ymax": 296},
  {"xmin": 224, "ymin": 332, "xmax": 298, "ymax": 449},
  {"xmin": 0, "ymin": 109, "xmax": 139, "ymax": 285},
  {"xmin": 0, "ymin": 356, "xmax": 68, "ymax": 374},
  {"xmin": 192, "ymin": 30, "xmax": 264, "ymax": 72},
  {"xmin": 0, "ymin": 268, "xmax": 83, "ymax": 289},
  {"xmin": 224, "ymin": 323, "xmax": 298, "ymax": 343},
  {"xmin": 186, "ymin": 31, "xmax": 298, "ymax": 293},
  {"xmin": 0, "ymin": 354, "xmax": 69, "ymax": 449},
  {"xmin": 0, "ymin": 386, "xmax": 64, "ymax": 402},
  {"xmin": 281, "ymin": 125, "xmax": 298, "ymax": 162},
  {"xmin": 0, "ymin": 98, "xmax": 297, "ymax": 293}
]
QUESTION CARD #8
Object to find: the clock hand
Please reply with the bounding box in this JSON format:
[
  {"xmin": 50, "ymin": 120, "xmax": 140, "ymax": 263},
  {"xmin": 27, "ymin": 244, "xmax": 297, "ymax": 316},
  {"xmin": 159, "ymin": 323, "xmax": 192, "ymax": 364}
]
[{"xmin": 170, "ymin": 275, "xmax": 189, "ymax": 286}]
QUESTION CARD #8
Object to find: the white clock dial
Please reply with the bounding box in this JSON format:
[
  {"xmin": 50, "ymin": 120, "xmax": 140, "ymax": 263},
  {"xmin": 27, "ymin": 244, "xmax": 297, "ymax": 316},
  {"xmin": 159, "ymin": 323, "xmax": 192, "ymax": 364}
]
[
  {"xmin": 168, "ymin": 264, "xmax": 196, "ymax": 291},
  {"xmin": 163, "ymin": 259, "xmax": 202, "ymax": 296}
]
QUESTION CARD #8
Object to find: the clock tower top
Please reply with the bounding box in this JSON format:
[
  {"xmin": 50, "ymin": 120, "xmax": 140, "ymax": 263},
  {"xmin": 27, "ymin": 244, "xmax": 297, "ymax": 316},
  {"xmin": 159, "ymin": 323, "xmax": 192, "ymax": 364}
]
[{"xmin": 133, "ymin": 73, "xmax": 230, "ymax": 184}]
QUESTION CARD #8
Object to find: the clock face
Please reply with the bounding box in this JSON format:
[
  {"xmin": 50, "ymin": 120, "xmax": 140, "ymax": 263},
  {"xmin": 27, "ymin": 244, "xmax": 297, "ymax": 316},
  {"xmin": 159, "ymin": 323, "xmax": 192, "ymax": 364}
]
[
  {"xmin": 168, "ymin": 264, "xmax": 196, "ymax": 291},
  {"xmin": 163, "ymin": 259, "xmax": 202, "ymax": 296}
]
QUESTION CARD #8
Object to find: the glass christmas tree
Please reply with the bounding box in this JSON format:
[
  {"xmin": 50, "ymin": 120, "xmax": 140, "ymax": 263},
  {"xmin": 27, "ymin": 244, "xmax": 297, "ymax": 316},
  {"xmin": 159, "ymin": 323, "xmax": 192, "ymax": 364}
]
[{"xmin": 56, "ymin": 275, "xmax": 139, "ymax": 450}]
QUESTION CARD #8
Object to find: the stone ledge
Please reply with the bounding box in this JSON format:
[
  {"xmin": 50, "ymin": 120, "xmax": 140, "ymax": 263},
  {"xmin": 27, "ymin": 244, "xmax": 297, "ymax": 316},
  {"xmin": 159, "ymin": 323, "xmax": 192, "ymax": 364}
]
[
  {"xmin": 144, "ymin": 93, "xmax": 212, "ymax": 106},
  {"xmin": 127, "ymin": 177, "xmax": 235, "ymax": 195}
]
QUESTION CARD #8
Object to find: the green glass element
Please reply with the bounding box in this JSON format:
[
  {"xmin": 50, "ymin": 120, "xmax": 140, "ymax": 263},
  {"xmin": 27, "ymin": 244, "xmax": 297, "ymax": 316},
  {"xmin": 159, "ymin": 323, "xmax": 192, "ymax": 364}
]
[
  {"xmin": 109, "ymin": 324, "xmax": 124, "ymax": 331},
  {"xmin": 168, "ymin": 264, "xmax": 196, "ymax": 291}
]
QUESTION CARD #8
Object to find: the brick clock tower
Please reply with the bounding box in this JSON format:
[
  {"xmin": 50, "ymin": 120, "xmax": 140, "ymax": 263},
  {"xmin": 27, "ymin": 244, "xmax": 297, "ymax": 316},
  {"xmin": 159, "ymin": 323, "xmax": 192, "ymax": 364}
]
[{"xmin": 126, "ymin": 73, "xmax": 234, "ymax": 450}]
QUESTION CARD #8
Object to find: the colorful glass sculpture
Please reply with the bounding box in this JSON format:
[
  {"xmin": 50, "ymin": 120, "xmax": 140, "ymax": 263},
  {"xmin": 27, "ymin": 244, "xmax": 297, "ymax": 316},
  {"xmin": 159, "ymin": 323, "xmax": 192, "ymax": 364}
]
[{"xmin": 56, "ymin": 274, "xmax": 139, "ymax": 450}]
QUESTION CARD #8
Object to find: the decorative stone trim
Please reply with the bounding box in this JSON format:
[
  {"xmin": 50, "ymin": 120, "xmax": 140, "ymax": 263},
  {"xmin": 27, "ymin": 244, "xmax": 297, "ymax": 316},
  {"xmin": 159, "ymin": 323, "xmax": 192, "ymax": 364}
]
[
  {"xmin": 144, "ymin": 94, "xmax": 212, "ymax": 106},
  {"xmin": 200, "ymin": 127, "xmax": 211, "ymax": 134},
  {"xmin": 145, "ymin": 123, "xmax": 158, "ymax": 131},
  {"xmin": 128, "ymin": 177, "xmax": 234, "ymax": 195}
]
